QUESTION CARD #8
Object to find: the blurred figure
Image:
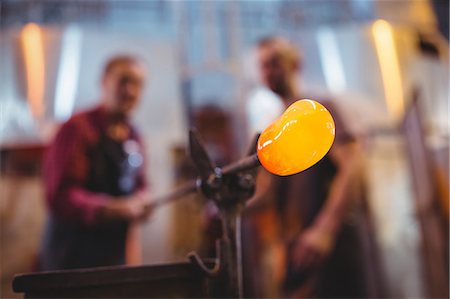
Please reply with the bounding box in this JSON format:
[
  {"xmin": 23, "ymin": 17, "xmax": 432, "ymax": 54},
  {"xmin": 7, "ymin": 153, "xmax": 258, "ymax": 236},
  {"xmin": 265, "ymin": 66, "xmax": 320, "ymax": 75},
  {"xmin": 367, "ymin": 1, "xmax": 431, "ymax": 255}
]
[
  {"xmin": 39, "ymin": 55, "xmax": 152, "ymax": 271},
  {"xmin": 244, "ymin": 37, "xmax": 372, "ymax": 298}
]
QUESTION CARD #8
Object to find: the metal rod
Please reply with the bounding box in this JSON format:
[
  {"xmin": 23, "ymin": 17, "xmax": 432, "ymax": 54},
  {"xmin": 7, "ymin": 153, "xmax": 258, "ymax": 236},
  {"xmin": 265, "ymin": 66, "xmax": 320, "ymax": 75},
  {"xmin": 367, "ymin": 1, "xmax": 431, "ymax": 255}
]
[
  {"xmin": 145, "ymin": 154, "xmax": 260, "ymax": 209},
  {"xmin": 146, "ymin": 179, "xmax": 198, "ymax": 209},
  {"xmin": 221, "ymin": 154, "xmax": 260, "ymax": 175},
  {"xmin": 235, "ymin": 214, "xmax": 243, "ymax": 298}
]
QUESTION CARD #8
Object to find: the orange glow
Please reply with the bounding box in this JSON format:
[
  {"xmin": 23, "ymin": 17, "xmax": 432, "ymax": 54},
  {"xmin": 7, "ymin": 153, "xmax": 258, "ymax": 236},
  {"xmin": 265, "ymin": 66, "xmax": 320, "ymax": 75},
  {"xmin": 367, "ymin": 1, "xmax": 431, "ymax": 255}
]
[
  {"xmin": 257, "ymin": 99, "xmax": 335, "ymax": 176},
  {"xmin": 372, "ymin": 19, "xmax": 404, "ymax": 120},
  {"xmin": 21, "ymin": 23, "xmax": 45, "ymax": 117}
]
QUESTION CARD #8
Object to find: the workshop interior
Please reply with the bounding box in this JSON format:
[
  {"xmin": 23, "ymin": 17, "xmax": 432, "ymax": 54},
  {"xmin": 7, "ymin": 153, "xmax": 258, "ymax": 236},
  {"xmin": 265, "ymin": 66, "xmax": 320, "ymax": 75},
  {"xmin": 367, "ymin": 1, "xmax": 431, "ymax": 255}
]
[{"xmin": 0, "ymin": 1, "xmax": 448, "ymax": 298}]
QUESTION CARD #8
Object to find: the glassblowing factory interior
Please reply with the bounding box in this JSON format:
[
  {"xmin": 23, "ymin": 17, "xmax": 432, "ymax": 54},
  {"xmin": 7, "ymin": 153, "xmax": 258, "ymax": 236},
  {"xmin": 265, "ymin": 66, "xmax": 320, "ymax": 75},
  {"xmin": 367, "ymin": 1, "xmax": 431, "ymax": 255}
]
[{"xmin": 0, "ymin": 1, "xmax": 448, "ymax": 298}]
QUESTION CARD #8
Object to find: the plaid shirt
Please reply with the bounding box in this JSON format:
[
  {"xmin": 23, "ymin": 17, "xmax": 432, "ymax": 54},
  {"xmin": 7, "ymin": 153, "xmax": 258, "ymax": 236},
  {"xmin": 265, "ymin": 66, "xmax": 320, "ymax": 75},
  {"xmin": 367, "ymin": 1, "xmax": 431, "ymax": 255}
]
[{"xmin": 43, "ymin": 106, "xmax": 147, "ymax": 226}]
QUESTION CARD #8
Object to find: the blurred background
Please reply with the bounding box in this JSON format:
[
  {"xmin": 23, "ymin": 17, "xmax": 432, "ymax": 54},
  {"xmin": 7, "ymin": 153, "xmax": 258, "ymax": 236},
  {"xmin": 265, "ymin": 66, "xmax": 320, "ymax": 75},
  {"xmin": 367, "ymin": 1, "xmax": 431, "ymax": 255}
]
[{"xmin": 0, "ymin": 0, "xmax": 448, "ymax": 298}]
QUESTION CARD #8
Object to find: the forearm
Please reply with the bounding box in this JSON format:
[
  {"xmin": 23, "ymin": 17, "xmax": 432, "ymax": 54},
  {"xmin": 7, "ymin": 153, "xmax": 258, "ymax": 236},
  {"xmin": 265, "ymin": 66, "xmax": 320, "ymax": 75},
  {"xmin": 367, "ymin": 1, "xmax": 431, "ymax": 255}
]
[
  {"xmin": 244, "ymin": 169, "xmax": 276, "ymax": 213},
  {"xmin": 313, "ymin": 143, "xmax": 359, "ymax": 234},
  {"xmin": 50, "ymin": 186, "xmax": 110, "ymax": 225},
  {"xmin": 313, "ymin": 167, "xmax": 353, "ymax": 234}
]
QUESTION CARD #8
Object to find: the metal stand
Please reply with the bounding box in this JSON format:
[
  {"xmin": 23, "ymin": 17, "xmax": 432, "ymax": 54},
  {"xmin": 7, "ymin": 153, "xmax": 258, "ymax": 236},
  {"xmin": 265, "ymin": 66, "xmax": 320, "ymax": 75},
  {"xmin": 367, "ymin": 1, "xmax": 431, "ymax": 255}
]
[
  {"xmin": 186, "ymin": 130, "xmax": 260, "ymax": 298},
  {"xmin": 144, "ymin": 130, "xmax": 260, "ymax": 298}
]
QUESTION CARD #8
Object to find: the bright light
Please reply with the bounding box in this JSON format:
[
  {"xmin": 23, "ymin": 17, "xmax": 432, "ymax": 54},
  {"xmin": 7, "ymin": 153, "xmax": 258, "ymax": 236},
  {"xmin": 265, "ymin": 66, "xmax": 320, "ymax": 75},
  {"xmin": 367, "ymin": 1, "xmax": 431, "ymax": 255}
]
[
  {"xmin": 317, "ymin": 27, "xmax": 347, "ymax": 93},
  {"xmin": 372, "ymin": 19, "xmax": 404, "ymax": 120},
  {"xmin": 54, "ymin": 25, "xmax": 83, "ymax": 120},
  {"xmin": 246, "ymin": 88, "xmax": 284, "ymax": 135},
  {"xmin": 21, "ymin": 23, "xmax": 45, "ymax": 117}
]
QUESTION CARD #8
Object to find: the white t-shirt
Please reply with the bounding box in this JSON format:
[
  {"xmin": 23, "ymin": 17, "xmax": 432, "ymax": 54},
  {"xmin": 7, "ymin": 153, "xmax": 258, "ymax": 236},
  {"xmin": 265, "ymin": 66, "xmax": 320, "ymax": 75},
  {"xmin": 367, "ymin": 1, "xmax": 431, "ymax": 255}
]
[{"xmin": 246, "ymin": 87, "xmax": 284, "ymax": 136}]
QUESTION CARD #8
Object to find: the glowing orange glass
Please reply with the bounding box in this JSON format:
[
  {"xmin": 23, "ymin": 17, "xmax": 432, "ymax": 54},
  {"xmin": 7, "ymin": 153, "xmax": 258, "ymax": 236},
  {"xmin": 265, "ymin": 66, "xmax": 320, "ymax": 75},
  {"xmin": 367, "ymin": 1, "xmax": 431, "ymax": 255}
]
[{"xmin": 257, "ymin": 99, "xmax": 335, "ymax": 176}]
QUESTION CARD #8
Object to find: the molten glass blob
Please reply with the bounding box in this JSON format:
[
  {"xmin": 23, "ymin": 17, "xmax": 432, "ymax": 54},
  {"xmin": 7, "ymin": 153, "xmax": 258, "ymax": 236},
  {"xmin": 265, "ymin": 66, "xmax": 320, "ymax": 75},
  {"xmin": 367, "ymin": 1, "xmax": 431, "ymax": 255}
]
[{"xmin": 257, "ymin": 99, "xmax": 335, "ymax": 176}]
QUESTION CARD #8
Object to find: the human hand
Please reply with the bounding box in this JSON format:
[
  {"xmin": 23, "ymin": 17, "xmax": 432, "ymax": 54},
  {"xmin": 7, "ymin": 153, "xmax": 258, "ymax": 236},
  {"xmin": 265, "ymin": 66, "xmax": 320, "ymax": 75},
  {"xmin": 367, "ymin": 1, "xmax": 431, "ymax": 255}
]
[
  {"xmin": 135, "ymin": 189, "xmax": 154, "ymax": 221},
  {"xmin": 101, "ymin": 190, "xmax": 153, "ymax": 222},
  {"xmin": 291, "ymin": 226, "xmax": 336, "ymax": 274}
]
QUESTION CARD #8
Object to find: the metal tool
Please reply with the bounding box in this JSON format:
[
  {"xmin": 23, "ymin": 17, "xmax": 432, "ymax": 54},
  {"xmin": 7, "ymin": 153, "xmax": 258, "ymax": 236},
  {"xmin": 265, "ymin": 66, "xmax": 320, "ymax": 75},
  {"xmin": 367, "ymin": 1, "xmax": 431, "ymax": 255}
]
[{"xmin": 146, "ymin": 129, "xmax": 261, "ymax": 298}]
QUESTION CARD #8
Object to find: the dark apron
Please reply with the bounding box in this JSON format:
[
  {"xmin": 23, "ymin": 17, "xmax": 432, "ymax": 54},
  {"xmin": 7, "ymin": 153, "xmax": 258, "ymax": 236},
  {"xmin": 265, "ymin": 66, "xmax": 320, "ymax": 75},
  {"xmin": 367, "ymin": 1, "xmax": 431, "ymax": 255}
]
[{"xmin": 40, "ymin": 131, "xmax": 143, "ymax": 271}]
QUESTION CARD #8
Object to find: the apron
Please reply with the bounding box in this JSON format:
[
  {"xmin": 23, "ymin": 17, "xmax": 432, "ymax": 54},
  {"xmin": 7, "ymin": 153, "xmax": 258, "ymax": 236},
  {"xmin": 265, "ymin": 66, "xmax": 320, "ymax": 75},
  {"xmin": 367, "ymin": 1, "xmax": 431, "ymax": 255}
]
[{"xmin": 40, "ymin": 129, "xmax": 143, "ymax": 270}]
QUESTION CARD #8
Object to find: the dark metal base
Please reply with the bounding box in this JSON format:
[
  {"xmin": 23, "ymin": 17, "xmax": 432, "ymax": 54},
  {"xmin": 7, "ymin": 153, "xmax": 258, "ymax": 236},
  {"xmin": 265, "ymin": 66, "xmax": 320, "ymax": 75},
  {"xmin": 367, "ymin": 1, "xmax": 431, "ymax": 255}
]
[{"xmin": 13, "ymin": 260, "xmax": 216, "ymax": 298}]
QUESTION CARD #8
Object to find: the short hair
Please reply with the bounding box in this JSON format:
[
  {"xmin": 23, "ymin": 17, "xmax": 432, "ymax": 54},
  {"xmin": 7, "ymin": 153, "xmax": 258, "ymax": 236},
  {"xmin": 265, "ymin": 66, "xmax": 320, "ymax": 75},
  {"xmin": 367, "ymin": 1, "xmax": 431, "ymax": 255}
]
[
  {"xmin": 256, "ymin": 36, "xmax": 302, "ymax": 67},
  {"xmin": 102, "ymin": 55, "xmax": 143, "ymax": 78}
]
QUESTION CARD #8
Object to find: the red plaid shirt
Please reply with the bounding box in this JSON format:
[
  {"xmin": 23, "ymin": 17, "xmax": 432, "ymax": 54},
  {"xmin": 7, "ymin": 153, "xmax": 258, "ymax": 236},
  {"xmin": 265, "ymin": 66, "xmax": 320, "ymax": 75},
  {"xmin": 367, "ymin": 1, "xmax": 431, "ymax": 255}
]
[{"xmin": 43, "ymin": 107, "xmax": 147, "ymax": 226}]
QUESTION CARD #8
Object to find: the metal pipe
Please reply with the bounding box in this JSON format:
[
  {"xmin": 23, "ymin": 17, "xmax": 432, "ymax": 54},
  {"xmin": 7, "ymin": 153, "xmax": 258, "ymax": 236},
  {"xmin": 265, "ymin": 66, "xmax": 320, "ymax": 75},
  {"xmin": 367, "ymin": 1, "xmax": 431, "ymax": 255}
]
[
  {"xmin": 221, "ymin": 154, "xmax": 260, "ymax": 175},
  {"xmin": 146, "ymin": 154, "xmax": 260, "ymax": 209}
]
